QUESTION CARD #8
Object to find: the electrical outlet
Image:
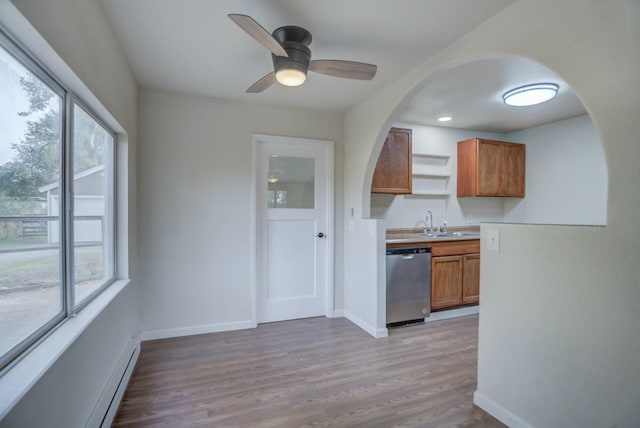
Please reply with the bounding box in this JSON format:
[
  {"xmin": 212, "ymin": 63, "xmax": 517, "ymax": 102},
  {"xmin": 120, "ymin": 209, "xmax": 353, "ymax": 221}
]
[
  {"xmin": 486, "ymin": 230, "xmax": 500, "ymax": 252},
  {"xmin": 467, "ymin": 215, "xmax": 473, "ymax": 224}
]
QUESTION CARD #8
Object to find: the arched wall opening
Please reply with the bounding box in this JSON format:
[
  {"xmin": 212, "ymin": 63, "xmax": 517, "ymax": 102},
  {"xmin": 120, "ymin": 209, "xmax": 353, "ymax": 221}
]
[
  {"xmin": 362, "ymin": 55, "xmax": 608, "ymax": 228},
  {"xmin": 343, "ymin": 4, "xmax": 638, "ymax": 426}
]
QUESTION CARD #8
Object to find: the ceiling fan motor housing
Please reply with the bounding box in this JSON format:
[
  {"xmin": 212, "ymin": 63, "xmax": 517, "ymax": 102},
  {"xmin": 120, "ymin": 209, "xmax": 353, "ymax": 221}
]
[{"xmin": 271, "ymin": 26, "xmax": 312, "ymax": 75}]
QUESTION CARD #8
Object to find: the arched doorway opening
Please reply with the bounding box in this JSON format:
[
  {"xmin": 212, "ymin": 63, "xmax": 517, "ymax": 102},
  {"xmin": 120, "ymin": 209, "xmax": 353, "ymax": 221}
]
[{"xmin": 365, "ymin": 55, "xmax": 608, "ymax": 228}]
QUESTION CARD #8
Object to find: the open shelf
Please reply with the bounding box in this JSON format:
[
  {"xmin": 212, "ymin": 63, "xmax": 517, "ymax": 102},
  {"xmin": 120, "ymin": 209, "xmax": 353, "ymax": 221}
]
[
  {"xmin": 413, "ymin": 153, "xmax": 451, "ymax": 159},
  {"xmin": 412, "ymin": 172, "xmax": 450, "ymax": 178},
  {"xmin": 407, "ymin": 192, "xmax": 451, "ymax": 198},
  {"xmin": 411, "ymin": 152, "xmax": 451, "ymax": 197}
]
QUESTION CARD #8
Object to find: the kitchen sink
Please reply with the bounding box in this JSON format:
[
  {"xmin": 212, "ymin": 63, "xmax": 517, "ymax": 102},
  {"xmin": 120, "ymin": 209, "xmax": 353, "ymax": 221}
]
[
  {"xmin": 417, "ymin": 231, "xmax": 480, "ymax": 238},
  {"xmin": 451, "ymin": 231, "xmax": 480, "ymax": 237},
  {"xmin": 419, "ymin": 232, "xmax": 453, "ymax": 237}
]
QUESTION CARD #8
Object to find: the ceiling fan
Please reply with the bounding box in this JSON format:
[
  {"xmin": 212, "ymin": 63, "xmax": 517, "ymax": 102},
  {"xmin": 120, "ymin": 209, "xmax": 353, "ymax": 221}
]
[{"xmin": 228, "ymin": 14, "xmax": 378, "ymax": 93}]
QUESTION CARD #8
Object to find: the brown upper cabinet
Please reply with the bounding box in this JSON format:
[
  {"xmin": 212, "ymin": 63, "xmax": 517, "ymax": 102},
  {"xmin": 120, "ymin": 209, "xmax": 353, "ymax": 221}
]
[
  {"xmin": 371, "ymin": 127, "xmax": 412, "ymax": 194},
  {"xmin": 457, "ymin": 138, "xmax": 525, "ymax": 198}
]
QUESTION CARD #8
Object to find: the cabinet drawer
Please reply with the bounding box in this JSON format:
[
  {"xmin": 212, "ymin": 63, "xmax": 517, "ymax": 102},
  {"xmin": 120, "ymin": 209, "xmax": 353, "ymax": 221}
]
[{"xmin": 430, "ymin": 240, "xmax": 480, "ymax": 256}]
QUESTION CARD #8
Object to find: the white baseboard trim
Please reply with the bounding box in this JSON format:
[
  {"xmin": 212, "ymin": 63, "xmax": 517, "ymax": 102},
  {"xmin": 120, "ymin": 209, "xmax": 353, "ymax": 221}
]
[
  {"xmin": 141, "ymin": 320, "xmax": 254, "ymax": 341},
  {"xmin": 473, "ymin": 391, "xmax": 533, "ymax": 428},
  {"xmin": 331, "ymin": 309, "xmax": 345, "ymax": 318},
  {"xmin": 84, "ymin": 336, "xmax": 140, "ymax": 428},
  {"xmin": 344, "ymin": 311, "xmax": 388, "ymax": 338},
  {"xmin": 425, "ymin": 305, "xmax": 479, "ymax": 323}
]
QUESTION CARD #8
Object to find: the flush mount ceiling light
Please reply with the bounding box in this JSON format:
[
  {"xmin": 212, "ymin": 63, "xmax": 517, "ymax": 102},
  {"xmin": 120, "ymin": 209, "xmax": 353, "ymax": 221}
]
[
  {"xmin": 503, "ymin": 83, "xmax": 559, "ymax": 107},
  {"xmin": 437, "ymin": 116, "xmax": 452, "ymax": 122}
]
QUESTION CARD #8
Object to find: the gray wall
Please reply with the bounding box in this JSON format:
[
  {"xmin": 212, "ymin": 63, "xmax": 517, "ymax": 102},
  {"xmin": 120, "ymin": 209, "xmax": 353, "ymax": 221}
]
[
  {"xmin": 137, "ymin": 88, "xmax": 345, "ymax": 335},
  {"xmin": 503, "ymin": 114, "xmax": 607, "ymax": 225}
]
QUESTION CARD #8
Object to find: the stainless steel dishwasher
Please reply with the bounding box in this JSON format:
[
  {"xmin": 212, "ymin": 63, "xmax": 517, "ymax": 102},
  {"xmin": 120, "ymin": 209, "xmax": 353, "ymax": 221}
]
[{"xmin": 386, "ymin": 247, "xmax": 431, "ymax": 326}]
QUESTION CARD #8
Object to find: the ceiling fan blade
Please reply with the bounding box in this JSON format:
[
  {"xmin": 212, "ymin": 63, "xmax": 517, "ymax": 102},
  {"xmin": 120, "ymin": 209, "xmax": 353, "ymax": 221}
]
[
  {"xmin": 228, "ymin": 14, "xmax": 288, "ymax": 58},
  {"xmin": 309, "ymin": 60, "xmax": 377, "ymax": 80},
  {"xmin": 246, "ymin": 72, "xmax": 276, "ymax": 93}
]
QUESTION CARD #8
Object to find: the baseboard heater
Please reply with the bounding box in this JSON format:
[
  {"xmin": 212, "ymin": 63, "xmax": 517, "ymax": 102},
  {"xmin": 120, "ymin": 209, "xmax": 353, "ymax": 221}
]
[{"xmin": 97, "ymin": 343, "xmax": 140, "ymax": 428}]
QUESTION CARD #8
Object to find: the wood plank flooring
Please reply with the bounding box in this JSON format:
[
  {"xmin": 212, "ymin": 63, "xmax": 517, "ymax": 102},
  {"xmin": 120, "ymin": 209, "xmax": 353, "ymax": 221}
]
[{"xmin": 112, "ymin": 315, "xmax": 503, "ymax": 427}]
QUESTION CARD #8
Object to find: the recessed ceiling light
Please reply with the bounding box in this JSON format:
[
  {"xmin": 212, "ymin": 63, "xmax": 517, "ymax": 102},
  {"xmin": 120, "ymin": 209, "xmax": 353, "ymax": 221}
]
[
  {"xmin": 437, "ymin": 116, "xmax": 452, "ymax": 122},
  {"xmin": 503, "ymin": 83, "xmax": 559, "ymax": 107}
]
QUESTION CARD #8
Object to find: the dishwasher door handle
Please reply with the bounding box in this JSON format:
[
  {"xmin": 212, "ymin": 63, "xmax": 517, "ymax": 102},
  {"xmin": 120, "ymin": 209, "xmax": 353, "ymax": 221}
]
[{"xmin": 400, "ymin": 254, "xmax": 415, "ymax": 260}]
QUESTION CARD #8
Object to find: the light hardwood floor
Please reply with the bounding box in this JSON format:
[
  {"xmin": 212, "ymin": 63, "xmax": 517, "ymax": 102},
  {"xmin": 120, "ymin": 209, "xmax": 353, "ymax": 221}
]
[{"xmin": 113, "ymin": 315, "xmax": 503, "ymax": 427}]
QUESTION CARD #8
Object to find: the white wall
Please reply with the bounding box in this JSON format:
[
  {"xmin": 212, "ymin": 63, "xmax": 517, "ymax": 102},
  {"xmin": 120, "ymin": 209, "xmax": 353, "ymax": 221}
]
[
  {"xmin": 504, "ymin": 114, "xmax": 607, "ymax": 225},
  {"xmin": 344, "ymin": 0, "xmax": 640, "ymax": 427},
  {"xmin": 476, "ymin": 222, "xmax": 636, "ymax": 427},
  {"xmin": 0, "ymin": 0, "xmax": 138, "ymax": 426},
  {"xmin": 138, "ymin": 88, "xmax": 344, "ymax": 335},
  {"xmin": 376, "ymin": 115, "xmax": 607, "ymax": 229}
]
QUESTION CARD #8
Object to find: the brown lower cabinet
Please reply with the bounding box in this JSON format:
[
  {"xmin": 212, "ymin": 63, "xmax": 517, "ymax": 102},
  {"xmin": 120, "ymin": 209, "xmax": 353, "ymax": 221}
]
[
  {"xmin": 430, "ymin": 240, "xmax": 480, "ymax": 310},
  {"xmin": 461, "ymin": 253, "xmax": 480, "ymax": 304}
]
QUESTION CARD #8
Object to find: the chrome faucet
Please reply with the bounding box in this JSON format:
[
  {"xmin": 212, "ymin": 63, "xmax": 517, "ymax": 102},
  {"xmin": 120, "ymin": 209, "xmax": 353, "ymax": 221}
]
[
  {"xmin": 441, "ymin": 220, "xmax": 448, "ymax": 233},
  {"xmin": 425, "ymin": 211, "xmax": 433, "ymax": 234}
]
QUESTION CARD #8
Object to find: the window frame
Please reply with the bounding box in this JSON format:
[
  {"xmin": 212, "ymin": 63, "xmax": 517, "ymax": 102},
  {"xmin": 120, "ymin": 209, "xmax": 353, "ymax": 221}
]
[
  {"xmin": 0, "ymin": 28, "xmax": 117, "ymax": 371},
  {"xmin": 68, "ymin": 98, "xmax": 117, "ymax": 313}
]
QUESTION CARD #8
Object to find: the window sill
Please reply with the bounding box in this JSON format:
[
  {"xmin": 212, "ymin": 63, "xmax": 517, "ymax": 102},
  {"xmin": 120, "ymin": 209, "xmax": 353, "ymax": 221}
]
[{"xmin": 0, "ymin": 279, "xmax": 131, "ymax": 420}]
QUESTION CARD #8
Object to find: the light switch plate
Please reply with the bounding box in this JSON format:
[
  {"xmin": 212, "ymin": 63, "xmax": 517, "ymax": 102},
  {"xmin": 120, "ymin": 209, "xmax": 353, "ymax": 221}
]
[{"xmin": 486, "ymin": 230, "xmax": 500, "ymax": 252}]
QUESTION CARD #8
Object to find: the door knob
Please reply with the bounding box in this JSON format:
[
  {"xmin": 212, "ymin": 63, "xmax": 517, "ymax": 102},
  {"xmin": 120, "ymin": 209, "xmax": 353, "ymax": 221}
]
[{"xmin": 316, "ymin": 232, "xmax": 325, "ymax": 238}]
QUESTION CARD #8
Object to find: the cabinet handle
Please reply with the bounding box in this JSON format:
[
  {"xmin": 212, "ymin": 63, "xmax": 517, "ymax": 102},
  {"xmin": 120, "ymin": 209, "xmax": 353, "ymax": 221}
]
[{"xmin": 316, "ymin": 232, "xmax": 325, "ymax": 238}]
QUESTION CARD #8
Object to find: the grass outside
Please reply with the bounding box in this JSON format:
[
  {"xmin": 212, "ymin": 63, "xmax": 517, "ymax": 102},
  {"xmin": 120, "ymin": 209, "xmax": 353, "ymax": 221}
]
[
  {"xmin": 0, "ymin": 242, "xmax": 110, "ymax": 359},
  {"xmin": 0, "ymin": 244, "xmax": 105, "ymax": 290},
  {"xmin": 0, "ymin": 235, "xmax": 47, "ymax": 250}
]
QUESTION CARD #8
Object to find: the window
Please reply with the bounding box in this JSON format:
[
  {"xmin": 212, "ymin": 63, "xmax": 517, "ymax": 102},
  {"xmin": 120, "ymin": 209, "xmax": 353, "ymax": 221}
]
[
  {"xmin": 0, "ymin": 31, "xmax": 116, "ymax": 370},
  {"xmin": 267, "ymin": 155, "xmax": 315, "ymax": 209},
  {"xmin": 72, "ymin": 104, "xmax": 115, "ymax": 306}
]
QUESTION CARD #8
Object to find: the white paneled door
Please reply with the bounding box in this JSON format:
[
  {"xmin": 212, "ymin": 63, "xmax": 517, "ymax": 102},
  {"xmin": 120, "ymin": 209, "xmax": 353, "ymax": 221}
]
[{"xmin": 254, "ymin": 135, "xmax": 333, "ymax": 323}]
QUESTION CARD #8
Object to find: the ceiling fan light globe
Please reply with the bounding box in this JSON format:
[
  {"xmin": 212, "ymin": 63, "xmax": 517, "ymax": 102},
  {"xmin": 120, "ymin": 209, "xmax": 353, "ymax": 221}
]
[{"xmin": 276, "ymin": 68, "xmax": 307, "ymax": 87}]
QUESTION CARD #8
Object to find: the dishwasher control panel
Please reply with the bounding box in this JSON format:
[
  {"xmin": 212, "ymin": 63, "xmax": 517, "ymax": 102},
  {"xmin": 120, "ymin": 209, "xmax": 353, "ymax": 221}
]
[{"xmin": 386, "ymin": 247, "xmax": 430, "ymax": 255}]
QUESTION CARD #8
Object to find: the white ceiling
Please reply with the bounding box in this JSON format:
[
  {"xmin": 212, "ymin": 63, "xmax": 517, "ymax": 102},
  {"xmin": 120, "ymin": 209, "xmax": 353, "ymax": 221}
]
[
  {"xmin": 101, "ymin": 0, "xmax": 586, "ymax": 132},
  {"xmin": 398, "ymin": 57, "xmax": 587, "ymax": 133}
]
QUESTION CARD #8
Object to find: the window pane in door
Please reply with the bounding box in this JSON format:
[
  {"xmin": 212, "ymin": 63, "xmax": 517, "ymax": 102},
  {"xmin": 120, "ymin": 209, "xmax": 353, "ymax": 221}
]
[
  {"xmin": 72, "ymin": 104, "xmax": 114, "ymax": 306},
  {"xmin": 0, "ymin": 45, "xmax": 63, "ymax": 361},
  {"xmin": 267, "ymin": 156, "xmax": 314, "ymax": 209}
]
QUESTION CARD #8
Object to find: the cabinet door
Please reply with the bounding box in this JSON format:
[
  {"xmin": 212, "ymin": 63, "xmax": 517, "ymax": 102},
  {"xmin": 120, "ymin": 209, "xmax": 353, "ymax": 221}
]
[
  {"xmin": 462, "ymin": 253, "xmax": 480, "ymax": 304},
  {"xmin": 457, "ymin": 138, "xmax": 477, "ymax": 197},
  {"xmin": 476, "ymin": 139, "xmax": 502, "ymax": 196},
  {"xmin": 431, "ymin": 255, "xmax": 462, "ymax": 310},
  {"xmin": 371, "ymin": 127, "xmax": 412, "ymax": 194},
  {"xmin": 501, "ymin": 143, "xmax": 525, "ymax": 197}
]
